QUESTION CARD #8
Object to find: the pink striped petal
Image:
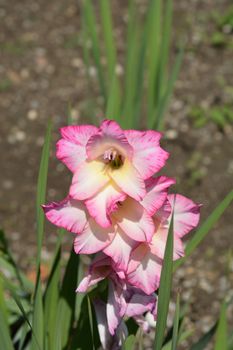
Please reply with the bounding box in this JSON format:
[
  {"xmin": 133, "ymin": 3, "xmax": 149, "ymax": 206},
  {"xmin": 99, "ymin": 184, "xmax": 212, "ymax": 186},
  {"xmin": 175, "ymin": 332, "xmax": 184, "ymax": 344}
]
[
  {"xmin": 87, "ymin": 120, "xmax": 133, "ymax": 160},
  {"xmin": 150, "ymin": 226, "xmax": 185, "ymax": 260},
  {"xmin": 76, "ymin": 255, "xmax": 111, "ymax": 292},
  {"xmin": 169, "ymin": 194, "xmax": 201, "ymax": 237},
  {"xmin": 141, "ymin": 176, "xmax": 176, "ymax": 216},
  {"xmin": 106, "ymin": 280, "xmax": 123, "ymax": 335},
  {"xmin": 127, "ymin": 243, "xmax": 149, "ymax": 275},
  {"xmin": 93, "ymin": 300, "xmax": 111, "ymax": 350},
  {"xmin": 155, "ymin": 198, "xmax": 172, "ymax": 224},
  {"xmin": 93, "ymin": 299, "xmax": 128, "ymax": 349},
  {"xmin": 126, "ymin": 292, "xmax": 156, "ymax": 318},
  {"xmin": 57, "ymin": 125, "xmax": 98, "ymax": 172},
  {"xmin": 56, "ymin": 139, "xmax": 86, "ymax": 173},
  {"xmin": 113, "ymin": 198, "xmax": 155, "ymax": 242},
  {"xmin": 110, "ymin": 159, "xmax": 146, "ymax": 200},
  {"xmin": 42, "ymin": 197, "xmax": 87, "ymax": 234},
  {"xmin": 85, "ymin": 183, "xmax": 126, "ymax": 228},
  {"xmin": 74, "ymin": 218, "xmax": 115, "ymax": 254},
  {"xmin": 104, "ymin": 228, "xmax": 138, "ymax": 271},
  {"xmin": 69, "ymin": 160, "xmax": 109, "ymax": 200},
  {"xmin": 125, "ymin": 130, "xmax": 169, "ymax": 179},
  {"xmin": 127, "ymin": 245, "xmax": 162, "ymax": 295}
]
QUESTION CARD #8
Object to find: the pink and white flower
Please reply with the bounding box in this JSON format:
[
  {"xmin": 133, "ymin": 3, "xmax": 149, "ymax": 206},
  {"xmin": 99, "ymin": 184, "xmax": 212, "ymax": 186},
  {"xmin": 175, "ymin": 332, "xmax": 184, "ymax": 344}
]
[
  {"xmin": 77, "ymin": 254, "xmax": 157, "ymax": 343},
  {"xmin": 56, "ymin": 120, "xmax": 169, "ymax": 227},
  {"xmin": 126, "ymin": 194, "xmax": 201, "ymax": 294},
  {"xmin": 43, "ymin": 175, "xmax": 174, "ymax": 270}
]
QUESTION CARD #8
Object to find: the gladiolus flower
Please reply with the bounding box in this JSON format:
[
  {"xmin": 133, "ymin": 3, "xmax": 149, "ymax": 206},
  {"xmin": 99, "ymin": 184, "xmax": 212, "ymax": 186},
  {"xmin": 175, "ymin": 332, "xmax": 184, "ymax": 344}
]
[
  {"xmin": 126, "ymin": 194, "xmax": 201, "ymax": 294},
  {"xmin": 77, "ymin": 254, "xmax": 157, "ymax": 342},
  {"xmin": 56, "ymin": 120, "xmax": 169, "ymax": 227},
  {"xmin": 43, "ymin": 175, "xmax": 174, "ymax": 270}
]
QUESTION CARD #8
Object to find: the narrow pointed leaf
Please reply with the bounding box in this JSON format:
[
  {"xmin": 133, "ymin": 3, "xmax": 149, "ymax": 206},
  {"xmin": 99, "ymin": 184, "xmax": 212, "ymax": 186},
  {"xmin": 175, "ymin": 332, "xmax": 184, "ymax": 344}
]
[
  {"xmin": 121, "ymin": 0, "xmax": 140, "ymax": 128},
  {"xmin": 159, "ymin": 0, "xmax": 173, "ymax": 95},
  {"xmin": 153, "ymin": 47, "xmax": 183, "ymax": 130},
  {"xmin": 36, "ymin": 120, "xmax": 52, "ymax": 269},
  {"xmin": 82, "ymin": 0, "xmax": 106, "ymax": 102},
  {"xmin": 87, "ymin": 296, "xmax": 95, "ymax": 350},
  {"xmin": 31, "ymin": 277, "xmax": 44, "ymax": 350},
  {"xmin": 190, "ymin": 322, "xmax": 218, "ymax": 350},
  {"xmin": 44, "ymin": 244, "xmax": 61, "ymax": 350},
  {"xmin": 154, "ymin": 213, "xmax": 174, "ymax": 350},
  {"xmin": 0, "ymin": 309, "xmax": 14, "ymax": 350},
  {"xmin": 106, "ymin": 72, "xmax": 121, "ymax": 120},
  {"xmin": 214, "ymin": 301, "xmax": 227, "ymax": 350},
  {"xmin": 124, "ymin": 334, "xmax": 136, "ymax": 350},
  {"xmin": 171, "ymin": 293, "xmax": 180, "ymax": 350},
  {"xmin": 53, "ymin": 249, "xmax": 79, "ymax": 350},
  {"xmin": 100, "ymin": 0, "xmax": 116, "ymax": 81},
  {"xmin": 0, "ymin": 277, "xmax": 14, "ymax": 350}
]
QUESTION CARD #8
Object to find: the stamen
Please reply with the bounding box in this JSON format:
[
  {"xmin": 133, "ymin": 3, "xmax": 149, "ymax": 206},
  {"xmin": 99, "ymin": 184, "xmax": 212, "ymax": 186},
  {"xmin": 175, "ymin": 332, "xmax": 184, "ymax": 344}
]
[{"xmin": 103, "ymin": 148, "xmax": 124, "ymax": 169}]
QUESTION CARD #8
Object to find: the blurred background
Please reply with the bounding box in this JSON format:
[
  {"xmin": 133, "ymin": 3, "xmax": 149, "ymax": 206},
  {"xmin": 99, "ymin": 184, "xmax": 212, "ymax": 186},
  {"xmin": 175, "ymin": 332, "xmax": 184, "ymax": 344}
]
[{"xmin": 0, "ymin": 0, "xmax": 233, "ymax": 347}]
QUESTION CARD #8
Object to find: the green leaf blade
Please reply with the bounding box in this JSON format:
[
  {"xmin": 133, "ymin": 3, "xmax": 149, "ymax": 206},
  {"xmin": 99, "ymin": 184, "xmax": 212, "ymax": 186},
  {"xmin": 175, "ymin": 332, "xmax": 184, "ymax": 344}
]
[
  {"xmin": 154, "ymin": 214, "xmax": 174, "ymax": 350},
  {"xmin": 214, "ymin": 301, "xmax": 228, "ymax": 350},
  {"xmin": 36, "ymin": 120, "xmax": 52, "ymax": 269}
]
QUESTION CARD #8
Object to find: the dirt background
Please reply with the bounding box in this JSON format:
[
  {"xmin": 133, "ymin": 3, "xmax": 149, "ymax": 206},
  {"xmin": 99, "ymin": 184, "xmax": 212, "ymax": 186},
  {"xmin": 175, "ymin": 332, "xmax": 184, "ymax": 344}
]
[{"xmin": 0, "ymin": 0, "xmax": 233, "ymax": 348}]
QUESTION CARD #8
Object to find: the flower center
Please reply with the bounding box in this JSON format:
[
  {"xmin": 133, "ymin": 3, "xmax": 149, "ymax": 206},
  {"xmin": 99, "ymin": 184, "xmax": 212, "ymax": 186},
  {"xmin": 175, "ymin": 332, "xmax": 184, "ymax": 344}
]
[{"xmin": 103, "ymin": 148, "xmax": 124, "ymax": 169}]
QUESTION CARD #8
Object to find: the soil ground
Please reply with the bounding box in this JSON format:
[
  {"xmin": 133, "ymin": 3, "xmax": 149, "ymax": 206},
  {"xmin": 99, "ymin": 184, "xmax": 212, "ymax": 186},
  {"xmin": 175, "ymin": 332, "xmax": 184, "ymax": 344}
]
[{"xmin": 0, "ymin": 0, "xmax": 233, "ymax": 348}]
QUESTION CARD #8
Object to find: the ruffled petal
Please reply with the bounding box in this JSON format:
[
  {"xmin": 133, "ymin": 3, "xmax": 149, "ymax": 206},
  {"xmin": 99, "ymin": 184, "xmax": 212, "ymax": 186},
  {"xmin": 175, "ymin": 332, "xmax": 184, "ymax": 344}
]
[
  {"xmin": 150, "ymin": 226, "xmax": 185, "ymax": 260},
  {"xmin": 93, "ymin": 300, "xmax": 111, "ymax": 350},
  {"xmin": 127, "ymin": 245, "xmax": 162, "ymax": 295},
  {"xmin": 87, "ymin": 120, "xmax": 133, "ymax": 160},
  {"xmin": 126, "ymin": 291, "xmax": 157, "ymax": 318},
  {"xmin": 74, "ymin": 218, "xmax": 115, "ymax": 254},
  {"xmin": 106, "ymin": 280, "xmax": 122, "ymax": 335},
  {"xmin": 113, "ymin": 198, "xmax": 154, "ymax": 242},
  {"xmin": 110, "ymin": 159, "xmax": 146, "ymax": 200},
  {"xmin": 141, "ymin": 176, "xmax": 176, "ymax": 216},
  {"xmin": 57, "ymin": 125, "xmax": 98, "ymax": 172},
  {"xmin": 104, "ymin": 228, "xmax": 138, "ymax": 271},
  {"xmin": 168, "ymin": 194, "xmax": 201, "ymax": 238},
  {"xmin": 125, "ymin": 130, "xmax": 169, "ymax": 179},
  {"xmin": 69, "ymin": 160, "xmax": 109, "ymax": 200},
  {"xmin": 85, "ymin": 182, "xmax": 126, "ymax": 228},
  {"xmin": 76, "ymin": 255, "xmax": 111, "ymax": 292},
  {"xmin": 42, "ymin": 197, "xmax": 87, "ymax": 233}
]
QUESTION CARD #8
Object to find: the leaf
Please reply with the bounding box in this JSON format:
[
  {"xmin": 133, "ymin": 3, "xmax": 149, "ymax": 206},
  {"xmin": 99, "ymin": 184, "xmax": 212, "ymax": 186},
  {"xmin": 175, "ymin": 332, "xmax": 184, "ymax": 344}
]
[
  {"xmin": 44, "ymin": 244, "xmax": 61, "ymax": 350},
  {"xmin": 1, "ymin": 273, "xmax": 41, "ymax": 350},
  {"xmin": 123, "ymin": 334, "xmax": 136, "ymax": 350},
  {"xmin": 69, "ymin": 296, "xmax": 99, "ymax": 350},
  {"xmin": 82, "ymin": 0, "xmax": 106, "ymax": 103},
  {"xmin": 154, "ymin": 213, "xmax": 174, "ymax": 350},
  {"xmin": 162, "ymin": 329, "xmax": 194, "ymax": 350},
  {"xmin": 159, "ymin": 0, "xmax": 173, "ymax": 93},
  {"xmin": 153, "ymin": 47, "xmax": 184, "ymax": 130},
  {"xmin": 0, "ymin": 230, "xmax": 31, "ymax": 291},
  {"xmin": 105, "ymin": 72, "xmax": 121, "ymax": 120},
  {"xmin": 87, "ymin": 296, "xmax": 95, "ymax": 350},
  {"xmin": 0, "ymin": 277, "xmax": 14, "ymax": 350},
  {"xmin": 31, "ymin": 277, "xmax": 44, "ymax": 350},
  {"xmin": 214, "ymin": 301, "xmax": 228, "ymax": 350},
  {"xmin": 174, "ymin": 189, "xmax": 233, "ymax": 270},
  {"xmin": 53, "ymin": 249, "xmax": 79, "ymax": 350},
  {"xmin": 190, "ymin": 322, "xmax": 218, "ymax": 350},
  {"xmin": 0, "ymin": 309, "xmax": 14, "ymax": 350},
  {"xmin": 121, "ymin": 0, "xmax": 140, "ymax": 128},
  {"xmin": 100, "ymin": 0, "xmax": 116, "ymax": 82},
  {"xmin": 171, "ymin": 293, "xmax": 180, "ymax": 350},
  {"xmin": 147, "ymin": 0, "xmax": 162, "ymax": 121},
  {"xmin": 36, "ymin": 120, "xmax": 52, "ymax": 269}
]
